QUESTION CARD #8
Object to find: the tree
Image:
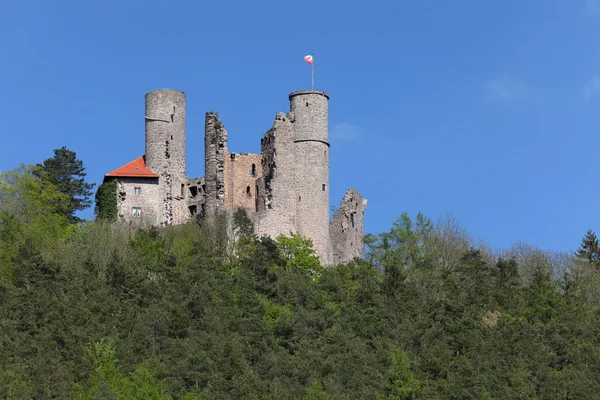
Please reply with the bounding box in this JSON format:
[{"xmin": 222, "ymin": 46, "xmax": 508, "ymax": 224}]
[
  {"xmin": 386, "ymin": 348, "xmax": 420, "ymax": 400},
  {"xmin": 36, "ymin": 146, "xmax": 95, "ymax": 222},
  {"xmin": 575, "ymin": 229, "xmax": 600, "ymax": 267}
]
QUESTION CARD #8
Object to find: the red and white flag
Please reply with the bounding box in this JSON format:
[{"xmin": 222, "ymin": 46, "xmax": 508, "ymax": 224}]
[{"xmin": 304, "ymin": 54, "xmax": 314, "ymax": 64}]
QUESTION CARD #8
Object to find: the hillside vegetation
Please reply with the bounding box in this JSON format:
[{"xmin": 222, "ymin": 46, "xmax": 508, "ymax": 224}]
[{"xmin": 1, "ymin": 154, "xmax": 600, "ymax": 399}]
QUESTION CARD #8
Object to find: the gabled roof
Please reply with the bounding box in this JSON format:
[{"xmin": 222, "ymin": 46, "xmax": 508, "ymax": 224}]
[{"xmin": 105, "ymin": 156, "xmax": 159, "ymax": 178}]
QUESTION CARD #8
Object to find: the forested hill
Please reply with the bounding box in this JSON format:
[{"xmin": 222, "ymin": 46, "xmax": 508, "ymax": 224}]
[{"xmin": 2, "ymin": 152, "xmax": 600, "ymax": 399}]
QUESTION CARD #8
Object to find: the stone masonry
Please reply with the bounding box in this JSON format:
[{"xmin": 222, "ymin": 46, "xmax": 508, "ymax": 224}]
[{"xmin": 101, "ymin": 89, "xmax": 367, "ymax": 265}]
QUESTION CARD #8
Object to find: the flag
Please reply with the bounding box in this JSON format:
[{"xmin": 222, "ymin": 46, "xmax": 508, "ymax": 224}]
[{"xmin": 304, "ymin": 54, "xmax": 313, "ymax": 64}]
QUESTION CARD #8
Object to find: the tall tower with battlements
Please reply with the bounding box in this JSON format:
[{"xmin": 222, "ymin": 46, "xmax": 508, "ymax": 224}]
[
  {"xmin": 144, "ymin": 89, "xmax": 188, "ymax": 226},
  {"xmin": 290, "ymin": 90, "xmax": 332, "ymax": 265}
]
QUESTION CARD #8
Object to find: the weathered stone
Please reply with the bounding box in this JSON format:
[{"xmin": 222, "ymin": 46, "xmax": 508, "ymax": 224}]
[
  {"xmin": 330, "ymin": 189, "xmax": 368, "ymax": 264},
  {"xmin": 102, "ymin": 89, "xmax": 367, "ymax": 265}
]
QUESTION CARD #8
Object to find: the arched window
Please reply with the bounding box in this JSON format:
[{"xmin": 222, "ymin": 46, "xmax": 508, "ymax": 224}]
[
  {"xmin": 246, "ymin": 186, "xmax": 251, "ymax": 197},
  {"xmin": 251, "ymin": 163, "xmax": 256, "ymax": 177}
]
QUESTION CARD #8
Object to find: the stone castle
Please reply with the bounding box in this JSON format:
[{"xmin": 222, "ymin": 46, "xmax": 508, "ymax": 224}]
[{"xmin": 101, "ymin": 89, "xmax": 367, "ymax": 264}]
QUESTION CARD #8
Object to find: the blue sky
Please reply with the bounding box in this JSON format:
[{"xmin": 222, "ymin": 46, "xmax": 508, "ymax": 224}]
[{"xmin": 2, "ymin": 0, "xmax": 600, "ymax": 253}]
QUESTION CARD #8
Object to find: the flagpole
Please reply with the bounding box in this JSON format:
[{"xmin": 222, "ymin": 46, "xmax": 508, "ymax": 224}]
[{"xmin": 312, "ymin": 61, "xmax": 315, "ymax": 90}]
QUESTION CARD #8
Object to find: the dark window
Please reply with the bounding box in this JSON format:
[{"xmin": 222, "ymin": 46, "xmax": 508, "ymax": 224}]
[
  {"xmin": 350, "ymin": 213, "xmax": 355, "ymax": 228},
  {"xmin": 298, "ymin": 196, "xmax": 301, "ymax": 201},
  {"xmin": 181, "ymin": 184, "xmax": 185, "ymax": 197},
  {"xmin": 251, "ymin": 163, "xmax": 256, "ymax": 176},
  {"xmin": 189, "ymin": 205, "xmax": 197, "ymax": 216},
  {"xmin": 322, "ymin": 184, "xmax": 326, "ymax": 191},
  {"xmin": 246, "ymin": 186, "xmax": 251, "ymax": 197},
  {"xmin": 189, "ymin": 186, "xmax": 198, "ymax": 198}
]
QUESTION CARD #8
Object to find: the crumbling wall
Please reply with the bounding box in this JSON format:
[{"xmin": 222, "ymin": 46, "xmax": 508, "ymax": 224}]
[
  {"xmin": 186, "ymin": 176, "xmax": 205, "ymax": 222},
  {"xmin": 204, "ymin": 112, "xmax": 227, "ymax": 219},
  {"xmin": 329, "ymin": 188, "xmax": 367, "ymax": 264},
  {"xmin": 225, "ymin": 152, "xmax": 262, "ymax": 212},
  {"xmin": 254, "ymin": 112, "xmax": 297, "ymax": 237}
]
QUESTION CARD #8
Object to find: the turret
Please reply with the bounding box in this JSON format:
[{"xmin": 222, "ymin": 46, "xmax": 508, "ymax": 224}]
[
  {"xmin": 290, "ymin": 90, "xmax": 332, "ymax": 264},
  {"xmin": 144, "ymin": 89, "xmax": 187, "ymax": 225}
]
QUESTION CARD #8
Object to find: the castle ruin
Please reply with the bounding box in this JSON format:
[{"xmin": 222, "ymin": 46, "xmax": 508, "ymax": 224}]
[{"xmin": 102, "ymin": 89, "xmax": 367, "ymax": 265}]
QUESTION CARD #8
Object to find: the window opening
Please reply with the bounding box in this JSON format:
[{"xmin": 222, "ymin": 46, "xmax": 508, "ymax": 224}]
[
  {"xmin": 350, "ymin": 213, "xmax": 355, "ymax": 228},
  {"xmin": 134, "ymin": 187, "xmax": 141, "ymax": 195},
  {"xmin": 132, "ymin": 207, "xmax": 142, "ymax": 217},
  {"xmin": 181, "ymin": 184, "xmax": 185, "ymax": 197},
  {"xmin": 322, "ymin": 184, "xmax": 326, "ymax": 191},
  {"xmin": 246, "ymin": 186, "xmax": 251, "ymax": 197},
  {"xmin": 251, "ymin": 163, "xmax": 256, "ymax": 176},
  {"xmin": 189, "ymin": 205, "xmax": 197, "ymax": 216}
]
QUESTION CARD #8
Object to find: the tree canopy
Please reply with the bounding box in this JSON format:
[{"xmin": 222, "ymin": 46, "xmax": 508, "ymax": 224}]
[
  {"xmin": 1, "ymin": 153, "xmax": 600, "ymax": 398},
  {"xmin": 36, "ymin": 146, "xmax": 95, "ymax": 222}
]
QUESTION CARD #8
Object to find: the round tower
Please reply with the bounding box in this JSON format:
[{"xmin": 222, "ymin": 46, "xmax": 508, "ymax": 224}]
[
  {"xmin": 144, "ymin": 89, "xmax": 187, "ymax": 225},
  {"xmin": 145, "ymin": 89, "xmax": 186, "ymax": 177},
  {"xmin": 290, "ymin": 90, "xmax": 332, "ymax": 265}
]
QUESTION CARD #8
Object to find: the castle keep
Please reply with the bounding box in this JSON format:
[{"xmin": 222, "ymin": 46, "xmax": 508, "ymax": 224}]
[{"xmin": 102, "ymin": 89, "xmax": 367, "ymax": 264}]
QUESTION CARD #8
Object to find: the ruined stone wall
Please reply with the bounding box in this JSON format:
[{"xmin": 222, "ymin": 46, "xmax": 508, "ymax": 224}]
[
  {"xmin": 186, "ymin": 176, "xmax": 205, "ymax": 221},
  {"xmin": 290, "ymin": 91, "xmax": 332, "ymax": 265},
  {"xmin": 144, "ymin": 89, "xmax": 187, "ymax": 226},
  {"xmin": 330, "ymin": 189, "xmax": 367, "ymax": 264},
  {"xmin": 115, "ymin": 177, "xmax": 160, "ymax": 227},
  {"xmin": 254, "ymin": 112, "xmax": 297, "ymax": 238},
  {"xmin": 204, "ymin": 112, "xmax": 227, "ymax": 219},
  {"xmin": 225, "ymin": 152, "xmax": 262, "ymax": 212}
]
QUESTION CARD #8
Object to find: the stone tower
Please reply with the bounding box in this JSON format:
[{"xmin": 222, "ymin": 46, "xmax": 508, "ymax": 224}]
[
  {"xmin": 290, "ymin": 90, "xmax": 332, "ymax": 264},
  {"xmin": 144, "ymin": 89, "xmax": 187, "ymax": 226}
]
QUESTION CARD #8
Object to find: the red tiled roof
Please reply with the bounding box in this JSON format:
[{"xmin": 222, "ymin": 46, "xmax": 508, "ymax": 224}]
[{"xmin": 105, "ymin": 156, "xmax": 159, "ymax": 178}]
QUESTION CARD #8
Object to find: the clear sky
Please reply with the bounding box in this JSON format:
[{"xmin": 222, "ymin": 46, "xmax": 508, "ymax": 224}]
[{"xmin": 1, "ymin": 0, "xmax": 599, "ymax": 254}]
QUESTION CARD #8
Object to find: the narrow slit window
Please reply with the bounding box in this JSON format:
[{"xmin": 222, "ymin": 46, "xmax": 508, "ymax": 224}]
[
  {"xmin": 322, "ymin": 184, "xmax": 326, "ymax": 191},
  {"xmin": 251, "ymin": 163, "xmax": 256, "ymax": 176},
  {"xmin": 181, "ymin": 184, "xmax": 185, "ymax": 197},
  {"xmin": 246, "ymin": 186, "xmax": 251, "ymax": 197}
]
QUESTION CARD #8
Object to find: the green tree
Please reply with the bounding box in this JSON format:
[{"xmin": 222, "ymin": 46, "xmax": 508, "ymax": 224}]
[
  {"xmin": 575, "ymin": 229, "xmax": 600, "ymax": 268},
  {"xmin": 386, "ymin": 348, "xmax": 420, "ymax": 400},
  {"xmin": 0, "ymin": 165, "xmax": 71, "ymax": 281},
  {"xmin": 94, "ymin": 179, "xmax": 117, "ymax": 221},
  {"xmin": 275, "ymin": 233, "xmax": 322, "ymax": 280},
  {"xmin": 36, "ymin": 146, "xmax": 95, "ymax": 222}
]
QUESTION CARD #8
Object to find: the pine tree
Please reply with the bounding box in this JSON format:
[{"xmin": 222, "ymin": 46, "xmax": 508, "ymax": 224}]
[
  {"xmin": 575, "ymin": 229, "xmax": 600, "ymax": 266},
  {"xmin": 36, "ymin": 146, "xmax": 95, "ymax": 223}
]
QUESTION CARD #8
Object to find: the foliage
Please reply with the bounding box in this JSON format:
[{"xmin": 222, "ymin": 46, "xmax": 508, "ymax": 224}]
[
  {"xmin": 0, "ymin": 165, "xmax": 71, "ymax": 282},
  {"xmin": 275, "ymin": 233, "xmax": 322, "ymax": 280},
  {"xmin": 387, "ymin": 347, "xmax": 420, "ymax": 399},
  {"xmin": 36, "ymin": 146, "xmax": 95, "ymax": 222},
  {"xmin": 576, "ymin": 229, "xmax": 600, "ymax": 268},
  {"xmin": 1, "ymin": 190, "xmax": 600, "ymax": 399},
  {"xmin": 94, "ymin": 179, "xmax": 118, "ymax": 222}
]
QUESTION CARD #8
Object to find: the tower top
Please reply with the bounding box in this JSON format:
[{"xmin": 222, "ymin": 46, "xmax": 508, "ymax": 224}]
[
  {"xmin": 289, "ymin": 90, "xmax": 329, "ymax": 100},
  {"xmin": 145, "ymin": 89, "xmax": 185, "ymax": 96}
]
